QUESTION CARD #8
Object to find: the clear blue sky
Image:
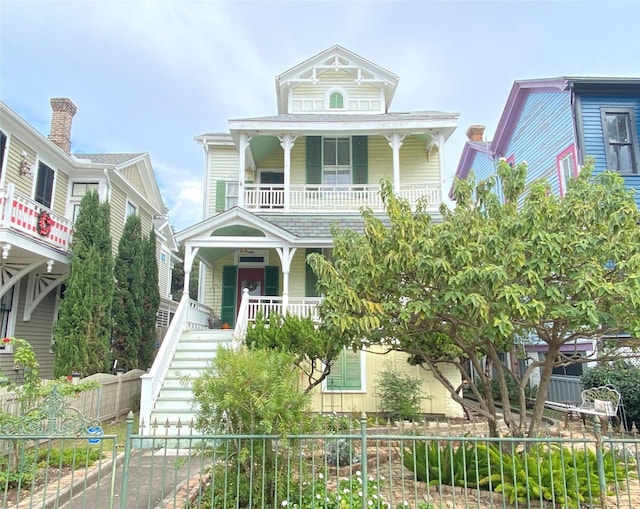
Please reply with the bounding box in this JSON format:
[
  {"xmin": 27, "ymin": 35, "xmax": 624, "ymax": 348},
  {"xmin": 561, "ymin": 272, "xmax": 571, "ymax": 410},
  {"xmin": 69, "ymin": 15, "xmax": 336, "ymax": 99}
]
[{"xmin": 1, "ymin": 0, "xmax": 639, "ymax": 230}]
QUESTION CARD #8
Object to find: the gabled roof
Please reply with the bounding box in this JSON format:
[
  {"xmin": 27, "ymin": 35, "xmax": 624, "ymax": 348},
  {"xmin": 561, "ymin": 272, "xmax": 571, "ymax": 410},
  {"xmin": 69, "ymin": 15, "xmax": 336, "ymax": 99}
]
[
  {"xmin": 275, "ymin": 45, "xmax": 400, "ymax": 114},
  {"xmin": 452, "ymin": 76, "xmax": 640, "ymax": 196},
  {"xmin": 73, "ymin": 153, "xmax": 145, "ymax": 165},
  {"xmin": 77, "ymin": 152, "xmax": 166, "ymax": 215}
]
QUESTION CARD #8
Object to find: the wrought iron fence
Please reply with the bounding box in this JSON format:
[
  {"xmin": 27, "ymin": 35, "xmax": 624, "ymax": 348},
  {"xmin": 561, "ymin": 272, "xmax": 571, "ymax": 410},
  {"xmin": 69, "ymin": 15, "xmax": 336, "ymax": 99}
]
[{"xmin": 2, "ymin": 409, "xmax": 640, "ymax": 508}]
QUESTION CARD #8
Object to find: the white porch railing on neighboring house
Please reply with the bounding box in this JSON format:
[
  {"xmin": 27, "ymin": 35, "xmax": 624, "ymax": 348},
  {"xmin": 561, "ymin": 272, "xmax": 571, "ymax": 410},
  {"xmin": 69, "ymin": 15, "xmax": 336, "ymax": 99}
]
[
  {"xmin": 139, "ymin": 295, "xmax": 213, "ymax": 432},
  {"xmin": 0, "ymin": 183, "xmax": 73, "ymax": 251},
  {"xmin": 242, "ymin": 183, "xmax": 441, "ymax": 212}
]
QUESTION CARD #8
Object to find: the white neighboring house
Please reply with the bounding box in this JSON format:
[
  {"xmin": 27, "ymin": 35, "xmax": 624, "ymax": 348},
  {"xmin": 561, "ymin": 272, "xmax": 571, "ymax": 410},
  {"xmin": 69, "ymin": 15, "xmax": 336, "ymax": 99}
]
[{"xmin": 0, "ymin": 98, "xmax": 179, "ymax": 379}]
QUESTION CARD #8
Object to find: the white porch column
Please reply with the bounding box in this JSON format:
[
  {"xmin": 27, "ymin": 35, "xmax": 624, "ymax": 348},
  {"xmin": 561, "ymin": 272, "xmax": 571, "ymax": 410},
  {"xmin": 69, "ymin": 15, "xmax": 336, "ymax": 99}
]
[
  {"xmin": 437, "ymin": 130, "xmax": 445, "ymax": 206},
  {"xmin": 279, "ymin": 135, "xmax": 297, "ymax": 212},
  {"xmin": 385, "ymin": 133, "xmax": 405, "ymax": 193},
  {"xmin": 183, "ymin": 243, "xmax": 199, "ymax": 298},
  {"xmin": 237, "ymin": 133, "xmax": 250, "ymax": 208},
  {"xmin": 275, "ymin": 246, "xmax": 297, "ymax": 312}
]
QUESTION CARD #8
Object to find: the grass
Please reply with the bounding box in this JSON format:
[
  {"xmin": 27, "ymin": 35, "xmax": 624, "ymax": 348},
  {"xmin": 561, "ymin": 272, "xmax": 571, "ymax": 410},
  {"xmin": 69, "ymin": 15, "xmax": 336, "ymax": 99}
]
[{"xmin": 102, "ymin": 413, "xmax": 139, "ymax": 445}]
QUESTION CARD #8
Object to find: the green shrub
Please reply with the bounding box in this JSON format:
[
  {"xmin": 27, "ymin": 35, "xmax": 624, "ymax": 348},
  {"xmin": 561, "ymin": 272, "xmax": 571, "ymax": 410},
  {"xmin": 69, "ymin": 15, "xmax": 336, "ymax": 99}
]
[
  {"xmin": 403, "ymin": 440, "xmax": 636, "ymax": 508},
  {"xmin": 582, "ymin": 361, "xmax": 640, "ymax": 430},
  {"xmin": 402, "ymin": 440, "xmax": 490, "ymax": 488},
  {"xmin": 190, "ymin": 346, "xmax": 311, "ymax": 506},
  {"xmin": 375, "ymin": 366, "xmax": 424, "ymax": 421}
]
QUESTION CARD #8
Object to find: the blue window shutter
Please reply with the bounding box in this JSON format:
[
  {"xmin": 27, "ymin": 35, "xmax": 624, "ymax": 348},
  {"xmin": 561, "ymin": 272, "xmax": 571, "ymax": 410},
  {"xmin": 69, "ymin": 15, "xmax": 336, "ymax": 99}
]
[
  {"xmin": 306, "ymin": 136, "xmax": 322, "ymax": 185},
  {"xmin": 352, "ymin": 136, "xmax": 368, "ymax": 185},
  {"xmin": 221, "ymin": 266, "xmax": 237, "ymax": 326},
  {"xmin": 215, "ymin": 181, "xmax": 226, "ymax": 212}
]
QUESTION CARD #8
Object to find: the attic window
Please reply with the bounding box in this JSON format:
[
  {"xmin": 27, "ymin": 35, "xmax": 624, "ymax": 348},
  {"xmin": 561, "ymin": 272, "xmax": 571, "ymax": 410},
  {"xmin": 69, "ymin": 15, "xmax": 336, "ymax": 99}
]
[{"xmin": 329, "ymin": 92, "xmax": 344, "ymax": 109}]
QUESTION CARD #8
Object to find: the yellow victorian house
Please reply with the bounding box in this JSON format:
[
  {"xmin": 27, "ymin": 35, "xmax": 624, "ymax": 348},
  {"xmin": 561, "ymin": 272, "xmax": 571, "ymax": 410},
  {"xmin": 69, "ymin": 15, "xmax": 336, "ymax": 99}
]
[{"xmin": 142, "ymin": 46, "xmax": 464, "ymax": 433}]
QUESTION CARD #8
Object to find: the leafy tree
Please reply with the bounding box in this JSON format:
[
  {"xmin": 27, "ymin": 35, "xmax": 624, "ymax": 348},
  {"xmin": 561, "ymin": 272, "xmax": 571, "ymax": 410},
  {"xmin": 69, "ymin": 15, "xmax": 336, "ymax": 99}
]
[
  {"xmin": 53, "ymin": 191, "xmax": 113, "ymax": 377},
  {"xmin": 171, "ymin": 242, "xmax": 198, "ymax": 301},
  {"xmin": 139, "ymin": 229, "xmax": 160, "ymax": 369},
  {"xmin": 112, "ymin": 214, "xmax": 144, "ymax": 370},
  {"xmin": 245, "ymin": 313, "xmax": 343, "ymax": 393},
  {"xmin": 308, "ymin": 159, "xmax": 640, "ymax": 437}
]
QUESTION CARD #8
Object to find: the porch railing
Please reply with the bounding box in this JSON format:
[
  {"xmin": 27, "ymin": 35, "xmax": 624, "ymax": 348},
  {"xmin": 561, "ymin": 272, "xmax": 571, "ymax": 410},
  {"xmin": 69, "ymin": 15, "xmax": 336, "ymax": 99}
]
[
  {"xmin": 242, "ymin": 183, "xmax": 441, "ymax": 212},
  {"xmin": 0, "ymin": 183, "xmax": 73, "ymax": 251}
]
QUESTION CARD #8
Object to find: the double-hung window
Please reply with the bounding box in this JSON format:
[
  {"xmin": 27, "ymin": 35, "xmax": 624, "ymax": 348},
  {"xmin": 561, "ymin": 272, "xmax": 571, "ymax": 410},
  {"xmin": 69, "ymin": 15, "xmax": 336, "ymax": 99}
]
[
  {"xmin": 602, "ymin": 108, "xmax": 639, "ymax": 174},
  {"xmin": 70, "ymin": 182, "xmax": 99, "ymax": 222},
  {"xmin": 556, "ymin": 145, "xmax": 578, "ymax": 197},
  {"xmin": 323, "ymin": 137, "xmax": 351, "ymax": 185}
]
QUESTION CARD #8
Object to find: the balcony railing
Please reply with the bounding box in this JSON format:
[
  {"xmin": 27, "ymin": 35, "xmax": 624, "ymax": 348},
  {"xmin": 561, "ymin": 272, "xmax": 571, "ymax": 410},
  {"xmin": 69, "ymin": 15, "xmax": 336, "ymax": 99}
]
[
  {"xmin": 242, "ymin": 183, "xmax": 441, "ymax": 212},
  {"xmin": 0, "ymin": 184, "xmax": 73, "ymax": 252},
  {"xmin": 246, "ymin": 295, "xmax": 322, "ymax": 322}
]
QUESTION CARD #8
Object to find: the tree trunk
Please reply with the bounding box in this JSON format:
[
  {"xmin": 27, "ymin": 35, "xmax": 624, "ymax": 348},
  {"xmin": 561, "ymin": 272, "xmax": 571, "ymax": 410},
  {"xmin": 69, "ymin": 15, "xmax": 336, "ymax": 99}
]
[{"xmin": 527, "ymin": 343, "xmax": 562, "ymax": 437}]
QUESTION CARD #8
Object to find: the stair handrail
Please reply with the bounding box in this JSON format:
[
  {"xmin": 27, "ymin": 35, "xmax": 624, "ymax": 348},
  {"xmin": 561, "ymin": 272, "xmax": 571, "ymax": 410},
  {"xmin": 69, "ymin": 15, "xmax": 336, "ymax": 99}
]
[
  {"xmin": 139, "ymin": 293, "xmax": 190, "ymax": 432},
  {"xmin": 232, "ymin": 288, "xmax": 250, "ymax": 347}
]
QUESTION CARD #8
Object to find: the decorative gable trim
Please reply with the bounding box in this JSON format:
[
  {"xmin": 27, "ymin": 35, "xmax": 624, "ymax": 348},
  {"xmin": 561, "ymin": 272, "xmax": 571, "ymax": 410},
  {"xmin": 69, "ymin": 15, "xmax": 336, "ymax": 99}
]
[{"xmin": 275, "ymin": 45, "xmax": 399, "ymax": 114}]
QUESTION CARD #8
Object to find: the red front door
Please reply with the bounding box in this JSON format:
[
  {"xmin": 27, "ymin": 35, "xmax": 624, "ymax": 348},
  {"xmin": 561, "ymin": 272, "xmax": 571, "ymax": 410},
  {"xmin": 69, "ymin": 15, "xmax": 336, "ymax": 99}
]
[{"xmin": 237, "ymin": 267, "xmax": 264, "ymax": 309}]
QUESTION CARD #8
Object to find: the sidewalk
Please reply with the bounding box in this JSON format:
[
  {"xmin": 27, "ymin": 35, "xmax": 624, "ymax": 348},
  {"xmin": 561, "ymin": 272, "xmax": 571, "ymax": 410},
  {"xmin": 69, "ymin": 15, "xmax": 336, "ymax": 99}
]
[{"xmin": 55, "ymin": 447, "xmax": 204, "ymax": 509}]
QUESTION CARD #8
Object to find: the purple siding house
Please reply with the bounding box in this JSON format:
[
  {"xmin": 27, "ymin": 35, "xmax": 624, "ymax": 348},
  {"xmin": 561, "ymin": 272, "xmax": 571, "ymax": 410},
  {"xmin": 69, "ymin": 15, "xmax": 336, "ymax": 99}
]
[{"xmin": 452, "ymin": 77, "xmax": 640, "ymax": 401}]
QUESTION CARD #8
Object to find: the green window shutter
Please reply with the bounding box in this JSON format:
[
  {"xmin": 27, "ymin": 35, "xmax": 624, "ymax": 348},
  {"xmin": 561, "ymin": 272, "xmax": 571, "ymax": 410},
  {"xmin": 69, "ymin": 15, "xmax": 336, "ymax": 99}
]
[
  {"xmin": 215, "ymin": 180, "xmax": 226, "ymax": 212},
  {"xmin": 306, "ymin": 136, "xmax": 322, "ymax": 185},
  {"xmin": 326, "ymin": 349, "xmax": 362, "ymax": 390},
  {"xmin": 221, "ymin": 265, "xmax": 237, "ymax": 326},
  {"xmin": 305, "ymin": 248, "xmax": 321, "ymax": 297},
  {"xmin": 330, "ymin": 92, "xmax": 343, "ymax": 109},
  {"xmin": 264, "ymin": 266, "xmax": 279, "ymax": 296},
  {"xmin": 352, "ymin": 136, "xmax": 368, "ymax": 185}
]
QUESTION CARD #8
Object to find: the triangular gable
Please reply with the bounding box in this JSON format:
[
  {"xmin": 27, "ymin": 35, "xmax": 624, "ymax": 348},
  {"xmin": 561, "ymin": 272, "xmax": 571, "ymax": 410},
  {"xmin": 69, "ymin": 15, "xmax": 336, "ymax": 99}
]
[
  {"xmin": 154, "ymin": 219, "xmax": 178, "ymax": 252},
  {"xmin": 275, "ymin": 45, "xmax": 399, "ymax": 114},
  {"xmin": 452, "ymin": 78, "xmax": 568, "ymax": 190},
  {"xmin": 114, "ymin": 153, "xmax": 166, "ymax": 213},
  {"xmin": 175, "ymin": 207, "xmax": 299, "ymax": 245}
]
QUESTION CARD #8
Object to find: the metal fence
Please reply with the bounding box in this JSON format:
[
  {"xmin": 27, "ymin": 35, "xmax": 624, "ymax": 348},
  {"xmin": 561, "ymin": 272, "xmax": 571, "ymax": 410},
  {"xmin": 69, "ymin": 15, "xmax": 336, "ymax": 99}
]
[{"xmin": 3, "ymin": 412, "xmax": 638, "ymax": 509}]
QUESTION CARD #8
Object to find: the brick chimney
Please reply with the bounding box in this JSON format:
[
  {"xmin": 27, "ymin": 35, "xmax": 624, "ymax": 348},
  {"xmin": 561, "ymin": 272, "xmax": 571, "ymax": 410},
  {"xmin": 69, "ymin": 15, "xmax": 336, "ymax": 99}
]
[
  {"xmin": 48, "ymin": 98, "xmax": 77, "ymax": 154},
  {"xmin": 465, "ymin": 125, "xmax": 485, "ymax": 142}
]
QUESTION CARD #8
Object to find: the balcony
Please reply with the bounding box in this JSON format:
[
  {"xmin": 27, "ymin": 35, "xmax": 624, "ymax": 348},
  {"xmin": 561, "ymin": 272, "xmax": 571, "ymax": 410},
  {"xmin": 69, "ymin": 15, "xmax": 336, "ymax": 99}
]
[
  {"xmin": 241, "ymin": 183, "xmax": 441, "ymax": 213},
  {"xmin": 0, "ymin": 184, "xmax": 73, "ymax": 252}
]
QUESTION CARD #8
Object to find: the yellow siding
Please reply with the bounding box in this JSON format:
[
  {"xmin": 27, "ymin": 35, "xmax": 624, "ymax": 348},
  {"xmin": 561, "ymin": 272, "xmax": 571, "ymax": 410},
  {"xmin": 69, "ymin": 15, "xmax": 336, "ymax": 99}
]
[
  {"xmin": 139, "ymin": 209, "xmax": 152, "ymax": 237},
  {"xmin": 309, "ymin": 347, "xmax": 464, "ymax": 419},
  {"xmin": 6, "ymin": 137, "xmax": 36, "ymax": 196},
  {"xmin": 398, "ymin": 137, "xmax": 440, "ymax": 185},
  {"xmin": 291, "ymin": 70, "xmax": 382, "ymax": 112},
  {"xmin": 290, "ymin": 141, "xmax": 307, "ymax": 185},
  {"xmin": 52, "ymin": 171, "xmax": 68, "ymax": 216},
  {"xmin": 121, "ymin": 163, "xmax": 147, "ymax": 201},
  {"xmin": 258, "ymin": 149, "xmax": 284, "ymax": 169},
  {"xmin": 207, "ymin": 146, "xmax": 240, "ymax": 216},
  {"xmin": 110, "ymin": 186, "xmax": 127, "ymax": 253},
  {"xmin": 368, "ymin": 136, "xmax": 394, "ymax": 185},
  {"xmin": 288, "ymin": 250, "xmax": 308, "ymax": 298}
]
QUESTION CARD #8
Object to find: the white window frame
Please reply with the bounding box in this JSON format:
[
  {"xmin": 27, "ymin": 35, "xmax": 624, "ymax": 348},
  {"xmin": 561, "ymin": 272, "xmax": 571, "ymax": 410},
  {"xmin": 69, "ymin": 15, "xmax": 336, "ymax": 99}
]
[
  {"xmin": 126, "ymin": 200, "xmax": 138, "ymax": 219},
  {"xmin": 325, "ymin": 88, "xmax": 348, "ymax": 111},
  {"xmin": 322, "ymin": 137, "xmax": 351, "ymax": 186},
  {"xmin": 601, "ymin": 107, "xmax": 639, "ymax": 174},
  {"xmin": 69, "ymin": 181, "xmax": 100, "ymax": 222},
  {"xmin": 556, "ymin": 145, "xmax": 578, "ymax": 197}
]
